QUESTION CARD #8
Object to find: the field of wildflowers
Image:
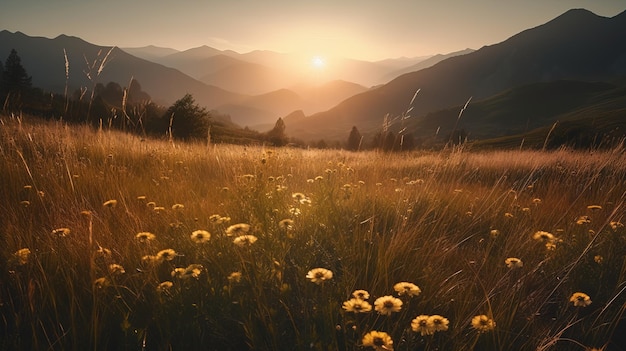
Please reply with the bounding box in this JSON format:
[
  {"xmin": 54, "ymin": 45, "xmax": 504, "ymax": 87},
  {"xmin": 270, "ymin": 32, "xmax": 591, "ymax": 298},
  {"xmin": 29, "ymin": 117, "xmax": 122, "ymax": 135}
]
[{"xmin": 1, "ymin": 114, "xmax": 625, "ymax": 350}]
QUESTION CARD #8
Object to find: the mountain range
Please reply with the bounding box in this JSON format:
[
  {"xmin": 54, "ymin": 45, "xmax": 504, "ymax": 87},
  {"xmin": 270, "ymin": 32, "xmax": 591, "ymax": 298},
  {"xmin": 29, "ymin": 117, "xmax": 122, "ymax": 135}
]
[
  {"xmin": 284, "ymin": 8, "xmax": 626, "ymax": 144},
  {"xmin": 2, "ymin": 7, "xmax": 626, "ymax": 147}
]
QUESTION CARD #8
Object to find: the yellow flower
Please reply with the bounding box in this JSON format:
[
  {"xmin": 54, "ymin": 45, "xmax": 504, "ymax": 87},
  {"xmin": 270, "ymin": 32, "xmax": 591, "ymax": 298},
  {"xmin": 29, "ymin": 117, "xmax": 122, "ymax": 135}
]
[
  {"xmin": 352, "ymin": 289, "xmax": 370, "ymax": 300},
  {"xmin": 490, "ymin": 229, "xmax": 500, "ymax": 238},
  {"xmin": 156, "ymin": 249, "xmax": 177, "ymax": 261},
  {"xmin": 96, "ymin": 246, "xmax": 112, "ymax": 257},
  {"xmin": 278, "ymin": 219, "xmax": 294, "ymax": 230},
  {"xmin": 570, "ymin": 292, "xmax": 592, "ymax": 307},
  {"xmin": 471, "ymin": 315, "xmax": 496, "ymax": 333},
  {"xmin": 393, "ymin": 282, "xmax": 421, "ymax": 297},
  {"xmin": 233, "ymin": 235, "xmax": 258, "ymax": 248},
  {"xmin": 102, "ymin": 199, "xmax": 118, "ymax": 208},
  {"xmin": 136, "ymin": 231, "xmax": 156, "ymax": 242},
  {"xmin": 171, "ymin": 203, "xmax": 184, "ymax": 210},
  {"xmin": 228, "ymin": 272, "xmax": 242, "ymax": 283},
  {"xmin": 594, "ymin": 255, "xmax": 604, "ymax": 264},
  {"xmin": 587, "ymin": 205, "xmax": 602, "ymax": 210},
  {"xmin": 533, "ymin": 230, "xmax": 555, "ymax": 242},
  {"xmin": 142, "ymin": 255, "xmax": 161, "ymax": 265},
  {"xmin": 94, "ymin": 277, "xmax": 109, "ymax": 289},
  {"xmin": 428, "ymin": 315, "xmax": 450, "ymax": 332},
  {"xmin": 292, "ymin": 192, "xmax": 311, "ymax": 204},
  {"xmin": 505, "ymin": 257, "xmax": 524, "ymax": 269},
  {"xmin": 172, "ymin": 264, "xmax": 203, "ymax": 279},
  {"xmin": 52, "ymin": 227, "xmax": 71, "ymax": 237},
  {"xmin": 191, "ymin": 230, "xmax": 211, "ymax": 243},
  {"xmin": 411, "ymin": 315, "xmax": 434, "ymax": 336},
  {"xmin": 342, "ymin": 298, "xmax": 373, "ymax": 313},
  {"xmin": 156, "ymin": 281, "xmax": 173, "ymax": 293},
  {"xmin": 362, "ymin": 330, "xmax": 393, "ymax": 351},
  {"xmin": 306, "ymin": 268, "xmax": 333, "ymax": 284},
  {"xmin": 610, "ymin": 221, "xmax": 624, "ymax": 231},
  {"xmin": 108, "ymin": 264, "xmax": 125, "ymax": 275},
  {"xmin": 374, "ymin": 295, "xmax": 403, "ymax": 316},
  {"xmin": 532, "ymin": 198, "xmax": 542, "ymax": 204},
  {"xmin": 225, "ymin": 223, "xmax": 250, "ymax": 237},
  {"xmin": 15, "ymin": 248, "xmax": 31, "ymax": 265},
  {"xmin": 576, "ymin": 216, "xmax": 591, "ymax": 225}
]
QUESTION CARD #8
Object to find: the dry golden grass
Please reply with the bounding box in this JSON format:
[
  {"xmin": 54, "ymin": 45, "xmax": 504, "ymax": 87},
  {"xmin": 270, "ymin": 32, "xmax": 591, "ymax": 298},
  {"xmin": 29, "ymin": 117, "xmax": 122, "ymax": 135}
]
[{"xmin": 1, "ymin": 114, "xmax": 625, "ymax": 350}]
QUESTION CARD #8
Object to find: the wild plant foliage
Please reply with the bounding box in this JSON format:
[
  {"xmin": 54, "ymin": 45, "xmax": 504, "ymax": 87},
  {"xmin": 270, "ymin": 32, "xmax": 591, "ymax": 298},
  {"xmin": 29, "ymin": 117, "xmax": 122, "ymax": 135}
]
[{"xmin": 1, "ymin": 115, "xmax": 625, "ymax": 350}]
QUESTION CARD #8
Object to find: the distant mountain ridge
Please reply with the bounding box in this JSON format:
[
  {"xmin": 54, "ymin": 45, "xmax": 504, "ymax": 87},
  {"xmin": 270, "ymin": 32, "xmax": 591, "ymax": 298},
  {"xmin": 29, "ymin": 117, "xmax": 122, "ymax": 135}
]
[{"xmin": 284, "ymin": 8, "xmax": 626, "ymax": 142}]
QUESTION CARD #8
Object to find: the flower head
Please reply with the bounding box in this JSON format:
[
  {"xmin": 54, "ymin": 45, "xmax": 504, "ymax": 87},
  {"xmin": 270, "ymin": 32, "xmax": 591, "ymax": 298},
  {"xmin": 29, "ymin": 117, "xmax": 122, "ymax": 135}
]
[
  {"xmin": 136, "ymin": 232, "xmax": 156, "ymax": 242},
  {"xmin": 228, "ymin": 272, "xmax": 242, "ymax": 284},
  {"xmin": 156, "ymin": 249, "xmax": 177, "ymax": 261},
  {"xmin": 156, "ymin": 281, "xmax": 173, "ymax": 293},
  {"xmin": 505, "ymin": 257, "xmax": 524, "ymax": 269},
  {"xmin": 52, "ymin": 227, "xmax": 71, "ymax": 237},
  {"xmin": 533, "ymin": 230, "xmax": 555, "ymax": 242},
  {"xmin": 374, "ymin": 295, "xmax": 403, "ymax": 316},
  {"xmin": 411, "ymin": 315, "xmax": 434, "ymax": 336},
  {"xmin": 94, "ymin": 277, "xmax": 109, "ymax": 289},
  {"xmin": 471, "ymin": 314, "xmax": 496, "ymax": 333},
  {"xmin": 15, "ymin": 248, "xmax": 31, "ymax": 265},
  {"xmin": 352, "ymin": 289, "xmax": 370, "ymax": 300},
  {"xmin": 342, "ymin": 298, "xmax": 372, "ymax": 313},
  {"xmin": 172, "ymin": 264, "xmax": 203, "ymax": 279},
  {"xmin": 102, "ymin": 199, "xmax": 118, "ymax": 208},
  {"xmin": 226, "ymin": 223, "xmax": 251, "ymax": 237},
  {"xmin": 278, "ymin": 219, "xmax": 294, "ymax": 230},
  {"xmin": 191, "ymin": 229, "xmax": 211, "ymax": 243},
  {"xmin": 108, "ymin": 264, "xmax": 126, "ymax": 275},
  {"xmin": 570, "ymin": 292, "xmax": 592, "ymax": 307},
  {"xmin": 428, "ymin": 315, "xmax": 450, "ymax": 332},
  {"xmin": 362, "ymin": 330, "xmax": 393, "ymax": 351},
  {"xmin": 306, "ymin": 268, "xmax": 333, "ymax": 284},
  {"xmin": 393, "ymin": 282, "xmax": 421, "ymax": 297},
  {"xmin": 233, "ymin": 235, "xmax": 258, "ymax": 248}
]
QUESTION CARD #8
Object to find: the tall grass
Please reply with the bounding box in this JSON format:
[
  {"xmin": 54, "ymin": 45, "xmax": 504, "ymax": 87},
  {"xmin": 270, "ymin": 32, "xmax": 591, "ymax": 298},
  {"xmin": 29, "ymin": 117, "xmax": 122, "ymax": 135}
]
[{"xmin": 1, "ymin": 114, "xmax": 625, "ymax": 350}]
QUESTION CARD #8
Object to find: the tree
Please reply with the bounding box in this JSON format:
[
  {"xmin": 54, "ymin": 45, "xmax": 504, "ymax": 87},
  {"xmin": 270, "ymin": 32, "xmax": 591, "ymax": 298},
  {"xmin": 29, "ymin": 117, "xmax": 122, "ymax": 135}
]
[
  {"xmin": 163, "ymin": 94, "xmax": 210, "ymax": 140},
  {"xmin": 266, "ymin": 117, "xmax": 287, "ymax": 146},
  {"xmin": 1, "ymin": 49, "xmax": 32, "ymax": 95},
  {"xmin": 347, "ymin": 126, "xmax": 362, "ymax": 151}
]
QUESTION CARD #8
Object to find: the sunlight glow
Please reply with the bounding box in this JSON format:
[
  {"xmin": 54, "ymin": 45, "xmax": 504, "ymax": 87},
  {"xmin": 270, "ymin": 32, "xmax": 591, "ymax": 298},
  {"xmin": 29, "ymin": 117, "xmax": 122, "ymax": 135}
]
[{"xmin": 311, "ymin": 56, "xmax": 326, "ymax": 69}]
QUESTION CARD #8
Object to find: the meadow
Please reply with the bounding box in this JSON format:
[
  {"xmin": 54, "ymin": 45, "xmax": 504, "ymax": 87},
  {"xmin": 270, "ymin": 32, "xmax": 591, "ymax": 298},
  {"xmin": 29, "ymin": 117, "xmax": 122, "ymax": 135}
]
[{"xmin": 1, "ymin": 113, "xmax": 625, "ymax": 351}]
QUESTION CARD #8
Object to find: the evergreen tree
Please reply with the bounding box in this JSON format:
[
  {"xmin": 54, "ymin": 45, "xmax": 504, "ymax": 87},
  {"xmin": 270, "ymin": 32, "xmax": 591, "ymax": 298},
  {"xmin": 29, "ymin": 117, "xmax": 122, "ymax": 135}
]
[
  {"xmin": 266, "ymin": 117, "xmax": 287, "ymax": 146},
  {"xmin": 347, "ymin": 126, "xmax": 362, "ymax": 151},
  {"xmin": 1, "ymin": 49, "xmax": 32, "ymax": 95},
  {"xmin": 163, "ymin": 94, "xmax": 210, "ymax": 140}
]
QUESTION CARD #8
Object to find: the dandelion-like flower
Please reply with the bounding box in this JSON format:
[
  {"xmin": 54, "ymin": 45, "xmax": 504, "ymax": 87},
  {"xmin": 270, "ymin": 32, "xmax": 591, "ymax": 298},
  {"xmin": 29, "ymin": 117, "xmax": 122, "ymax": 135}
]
[
  {"xmin": 108, "ymin": 264, "xmax": 125, "ymax": 275},
  {"xmin": 225, "ymin": 223, "xmax": 251, "ymax": 237},
  {"xmin": 362, "ymin": 330, "xmax": 393, "ymax": 351},
  {"xmin": 156, "ymin": 249, "xmax": 177, "ymax": 261},
  {"xmin": 171, "ymin": 203, "xmax": 184, "ymax": 210},
  {"xmin": 428, "ymin": 315, "xmax": 450, "ymax": 332},
  {"xmin": 587, "ymin": 205, "xmax": 602, "ymax": 210},
  {"xmin": 103, "ymin": 199, "xmax": 118, "ymax": 208},
  {"xmin": 94, "ymin": 277, "xmax": 109, "ymax": 289},
  {"xmin": 374, "ymin": 295, "xmax": 403, "ymax": 316},
  {"xmin": 411, "ymin": 315, "xmax": 434, "ymax": 336},
  {"xmin": 306, "ymin": 268, "xmax": 333, "ymax": 285},
  {"xmin": 191, "ymin": 230, "xmax": 211, "ymax": 243},
  {"xmin": 505, "ymin": 257, "xmax": 524, "ymax": 269},
  {"xmin": 136, "ymin": 231, "xmax": 156, "ymax": 242},
  {"xmin": 610, "ymin": 221, "xmax": 624, "ymax": 231},
  {"xmin": 570, "ymin": 292, "xmax": 592, "ymax": 307},
  {"xmin": 20, "ymin": 200, "xmax": 30, "ymax": 207},
  {"xmin": 292, "ymin": 192, "xmax": 311, "ymax": 204},
  {"xmin": 352, "ymin": 289, "xmax": 370, "ymax": 300},
  {"xmin": 576, "ymin": 216, "xmax": 591, "ymax": 225},
  {"xmin": 342, "ymin": 298, "xmax": 373, "ymax": 313},
  {"xmin": 172, "ymin": 264, "xmax": 204, "ymax": 279},
  {"xmin": 393, "ymin": 282, "xmax": 421, "ymax": 297},
  {"xmin": 490, "ymin": 229, "xmax": 500, "ymax": 238},
  {"xmin": 594, "ymin": 255, "xmax": 604, "ymax": 264},
  {"xmin": 52, "ymin": 227, "xmax": 71, "ymax": 237},
  {"xmin": 228, "ymin": 272, "xmax": 242, "ymax": 283},
  {"xmin": 233, "ymin": 235, "xmax": 258, "ymax": 248},
  {"xmin": 142, "ymin": 255, "xmax": 161, "ymax": 266},
  {"xmin": 15, "ymin": 248, "xmax": 31, "ymax": 265},
  {"xmin": 471, "ymin": 315, "xmax": 496, "ymax": 333},
  {"xmin": 156, "ymin": 281, "xmax": 173, "ymax": 293},
  {"xmin": 533, "ymin": 230, "xmax": 555, "ymax": 242},
  {"xmin": 96, "ymin": 246, "xmax": 112, "ymax": 257},
  {"xmin": 278, "ymin": 219, "xmax": 294, "ymax": 230}
]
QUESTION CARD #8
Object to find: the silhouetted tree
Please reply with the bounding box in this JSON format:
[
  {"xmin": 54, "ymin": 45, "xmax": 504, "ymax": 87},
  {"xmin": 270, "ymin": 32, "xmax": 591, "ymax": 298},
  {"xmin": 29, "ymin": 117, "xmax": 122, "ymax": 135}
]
[
  {"xmin": 266, "ymin": 117, "xmax": 287, "ymax": 146},
  {"xmin": 1, "ymin": 49, "xmax": 32, "ymax": 95},
  {"xmin": 347, "ymin": 126, "xmax": 362, "ymax": 151},
  {"xmin": 163, "ymin": 94, "xmax": 210, "ymax": 140}
]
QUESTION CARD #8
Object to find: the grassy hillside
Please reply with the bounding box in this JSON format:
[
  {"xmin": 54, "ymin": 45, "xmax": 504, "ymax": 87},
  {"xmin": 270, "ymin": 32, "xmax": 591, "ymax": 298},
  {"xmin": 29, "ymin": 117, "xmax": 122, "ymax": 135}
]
[{"xmin": 1, "ymin": 115, "xmax": 626, "ymax": 350}]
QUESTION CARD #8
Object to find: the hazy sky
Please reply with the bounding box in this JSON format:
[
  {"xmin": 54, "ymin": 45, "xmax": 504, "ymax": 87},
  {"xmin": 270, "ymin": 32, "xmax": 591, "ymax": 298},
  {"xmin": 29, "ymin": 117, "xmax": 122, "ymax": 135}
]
[{"xmin": 2, "ymin": 0, "xmax": 625, "ymax": 61}]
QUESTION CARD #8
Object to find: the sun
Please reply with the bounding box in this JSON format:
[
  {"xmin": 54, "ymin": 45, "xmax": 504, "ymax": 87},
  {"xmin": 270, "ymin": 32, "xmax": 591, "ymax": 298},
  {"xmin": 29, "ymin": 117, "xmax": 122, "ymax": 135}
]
[{"xmin": 311, "ymin": 55, "xmax": 326, "ymax": 69}]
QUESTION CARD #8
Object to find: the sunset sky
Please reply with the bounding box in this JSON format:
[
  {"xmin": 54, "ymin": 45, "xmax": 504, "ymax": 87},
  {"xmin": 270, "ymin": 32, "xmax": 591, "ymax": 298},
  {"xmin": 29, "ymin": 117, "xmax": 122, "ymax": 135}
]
[{"xmin": 2, "ymin": 0, "xmax": 625, "ymax": 61}]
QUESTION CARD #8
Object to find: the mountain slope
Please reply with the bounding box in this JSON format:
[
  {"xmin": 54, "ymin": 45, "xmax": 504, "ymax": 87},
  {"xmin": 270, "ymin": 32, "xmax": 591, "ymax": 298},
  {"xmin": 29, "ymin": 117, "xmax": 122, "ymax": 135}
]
[
  {"xmin": 0, "ymin": 30, "xmax": 242, "ymax": 109},
  {"xmin": 285, "ymin": 8, "xmax": 626, "ymax": 142}
]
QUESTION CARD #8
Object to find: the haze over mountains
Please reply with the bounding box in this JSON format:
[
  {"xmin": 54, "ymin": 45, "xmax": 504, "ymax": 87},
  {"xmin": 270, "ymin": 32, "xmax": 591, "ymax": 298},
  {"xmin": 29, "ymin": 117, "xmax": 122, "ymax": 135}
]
[{"xmin": 1, "ymin": 7, "xmax": 625, "ymax": 147}]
